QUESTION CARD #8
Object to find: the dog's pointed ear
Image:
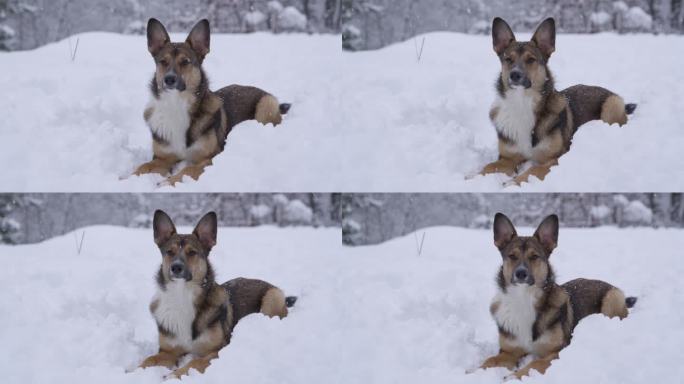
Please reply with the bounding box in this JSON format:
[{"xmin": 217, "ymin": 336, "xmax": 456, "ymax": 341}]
[
  {"xmin": 193, "ymin": 211, "xmax": 217, "ymax": 251},
  {"xmin": 493, "ymin": 213, "xmax": 517, "ymax": 250},
  {"xmin": 186, "ymin": 19, "xmax": 210, "ymax": 60},
  {"xmin": 492, "ymin": 17, "xmax": 515, "ymax": 55},
  {"xmin": 534, "ymin": 214, "xmax": 559, "ymax": 254},
  {"xmin": 531, "ymin": 17, "xmax": 556, "ymax": 59},
  {"xmin": 147, "ymin": 18, "xmax": 170, "ymax": 56},
  {"xmin": 153, "ymin": 210, "xmax": 176, "ymax": 246}
]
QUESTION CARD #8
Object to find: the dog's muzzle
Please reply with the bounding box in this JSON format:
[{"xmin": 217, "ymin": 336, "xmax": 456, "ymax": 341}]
[
  {"xmin": 512, "ymin": 265, "xmax": 534, "ymax": 285},
  {"xmin": 169, "ymin": 261, "xmax": 191, "ymax": 280},
  {"xmin": 508, "ymin": 69, "xmax": 532, "ymax": 89},
  {"xmin": 162, "ymin": 72, "xmax": 186, "ymax": 92}
]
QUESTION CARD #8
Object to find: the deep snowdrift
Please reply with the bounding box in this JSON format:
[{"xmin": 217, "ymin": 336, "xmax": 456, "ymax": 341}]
[
  {"xmin": 2, "ymin": 32, "xmax": 681, "ymax": 192},
  {"xmin": 0, "ymin": 226, "xmax": 341, "ymax": 383},
  {"xmin": 0, "ymin": 32, "xmax": 340, "ymax": 192},
  {"xmin": 1, "ymin": 225, "xmax": 682, "ymax": 383},
  {"xmin": 341, "ymin": 32, "xmax": 684, "ymax": 191}
]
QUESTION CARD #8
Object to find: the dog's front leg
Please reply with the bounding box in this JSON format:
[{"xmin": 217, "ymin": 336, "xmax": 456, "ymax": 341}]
[
  {"xmin": 511, "ymin": 158, "xmax": 559, "ymax": 185},
  {"xmin": 139, "ymin": 349, "xmax": 183, "ymax": 370},
  {"xmin": 480, "ymin": 157, "xmax": 522, "ymax": 177},
  {"xmin": 167, "ymin": 351, "xmax": 219, "ymax": 379},
  {"xmin": 480, "ymin": 349, "xmax": 525, "ymax": 371},
  {"xmin": 133, "ymin": 157, "xmax": 178, "ymax": 177},
  {"xmin": 506, "ymin": 352, "xmax": 559, "ymax": 380},
  {"xmin": 162, "ymin": 158, "xmax": 213, "ymax": 186}
]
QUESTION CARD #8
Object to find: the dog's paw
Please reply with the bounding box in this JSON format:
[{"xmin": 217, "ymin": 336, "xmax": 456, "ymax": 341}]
[
  {"xmin": 503, "ymin": 372, "xmax": 522, "ymax": 382},
  {"xmin": 163, "ymin": 371, "xmax": 183, "ymax": 381},
  {"xmin": 465, "ymin": 366, "xmax": 481, "ymax": 374},
  {"xmin": 502, "ymin": 178, "xmax": 521, "ymax": 188},
  {"xmin": 158, "ymin": 176, "xmax": 183, "ymax": 188}
]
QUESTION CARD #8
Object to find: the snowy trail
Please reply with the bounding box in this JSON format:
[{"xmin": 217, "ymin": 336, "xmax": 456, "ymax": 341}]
[
  {"xmin": 1, "ymin": 225, "xmax": 683, "ymax": 383},
  {"xmin": 341, "ymin": 32, "xmax": 684, "ymax": 191},
  {"xmin": 0, "ymin": 33, "xmax": 341, "ymax": 192}
]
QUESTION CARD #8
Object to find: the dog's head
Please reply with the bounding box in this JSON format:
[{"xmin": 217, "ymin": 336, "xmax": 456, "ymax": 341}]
[
  {"xmin": 491, "ymin": 17, "xmax": 555, "ymax": 92},
  {"xmin": 146, "ymin": 18, "xmax": 210, "ymax": 93},
  {"xmin": 492, "ymin": 213, "xmax": 558, "ymax": 288},
  {"xmin": 152, "ymin": 210, "xmax": 217, "ymax": 285}
]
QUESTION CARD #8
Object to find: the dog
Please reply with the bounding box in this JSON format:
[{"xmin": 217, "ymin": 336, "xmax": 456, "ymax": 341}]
[
  {"xmin": 138, "ymin": 210, "xmax": 297, "ymax": 378},
  {"xmin": 480, "ymin": 17, "xmax": 637, "ymax": 185},
  {"xmin": 478, "ymin": 213, "xmax": 636, "ymax": 380},
  {"xmin": 133, "ymin": 18, "xmax": 291, "ymax": 186}
]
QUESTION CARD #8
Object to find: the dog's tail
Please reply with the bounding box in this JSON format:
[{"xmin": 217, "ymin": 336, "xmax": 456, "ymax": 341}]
[
  {"xmin": 625, "ymin": 103, "xmax": 637, "ymax": 115},
  {"xmin": 285, "ymin": 296, "xmax": 298, "ymax": 308},
  {"xmin": 279, "ymin": 103, "xmax": 292, "ymax": 115},
  {"xmin": 625, "ymin": 296, "xmax": 638, "ymax": 308}
]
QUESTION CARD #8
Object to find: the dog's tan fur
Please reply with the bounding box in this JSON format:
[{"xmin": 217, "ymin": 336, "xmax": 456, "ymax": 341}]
[
  {"xmin": 133, "ymin": 18, "xmax": 289, "ymax": 186},
  {"xmin": 476, "ymin": 213, "xmax": 636, "ymax": 379},
  {"xmin": 480, "ymin": 17, "xmax": 635, "ymax": 185},
  {"xmin": 137, "ymin": 210, "xmax": 295, "ymax": 378}
]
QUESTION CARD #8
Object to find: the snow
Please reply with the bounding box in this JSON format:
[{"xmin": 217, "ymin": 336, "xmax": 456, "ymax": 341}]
[
  {"xmin": 0, "ymin": 32, "xmax": 339, "ymax": 192},
  {"xmin": 0, "ymin": 24, "xmax": 15, "ymax": 38},
  {"xmin": 622, "ymin": 200, "xmax": 653, "ymax": 224},
  {"xmin": 1, "ymin": 225, "xmax": 683, "ymax": 383},
  {"xmin": 0, "ymin": 226, "xmax": 340, "ymax": 383},
  {"xmin": 249, "ymin": 204, "xmax": 272, "ymax": 219},
  {"xmin": 2, "ymin": 31, "xmax": 682, "ymax": 192},
  {"xmin": 267, "ymin": 1, "xmax": 284, "ymax": 13},
  {"xmin": 590, "ymin": 205, "xmax": 611, "ymax": 220},
  {"xmin": 283, "ymin": 199, "xmax": 313, "ymax": 224},
  {"xmin": 339, "ymin": 226, "xmax": 684, "ymax": 383},
  {"xmin": 590, "ymin": 11, "xmax": 612, "ymax": 27},
  {"xmin": 341, "ymin": 32, "xmax": 684, "ymax": 191},
  {"xmin": 245, "ymin": 11, "xmax": 267, "ymax": 27},
  {"xmin": 278, "ymin": 6, "xmax": 307, "ymax": 31},
  {"xmin": 624, "ymin": 7, "xmax": 653, "ymax": 31}
]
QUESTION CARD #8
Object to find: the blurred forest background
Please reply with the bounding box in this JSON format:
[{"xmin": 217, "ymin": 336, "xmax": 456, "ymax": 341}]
[
  {"xmin": 342, "ymin": 0, "xmax": 684, "ymax": 50},
  {"xmin": 0, "ymin": 193, "xmax": 341, "ymax": 244},
  {"xmin": 0, "ymin": 0, "xmax": 343, "ymax": 51},
  {"xmin": 343, "ymin": 193, "xmax": 684, "ymax": 245}
]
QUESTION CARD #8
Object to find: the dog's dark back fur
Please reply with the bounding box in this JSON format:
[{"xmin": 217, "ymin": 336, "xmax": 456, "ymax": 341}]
[
  {"xmin": 562, "ymin": 278, "xmax": 615, "ymax": 326},
  {"xmin": 223, "ymin": 277, "xmax": 276, "ymax": 323}
]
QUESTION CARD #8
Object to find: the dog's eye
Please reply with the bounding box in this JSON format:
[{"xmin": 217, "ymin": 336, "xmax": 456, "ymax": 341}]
[
  {"xmin": 508, "ymin": 254, "xmax": 518, "ymax": 261},
  {"xmin": 180, "ymin": 58, "xmax": 191, "ymax": 66},
  {"xmin": 504, "ymin": 57, "xmax": 513, "ymax": 64},
  {"xmin": 159, "ymin": 59, "xmax": 169, "ymax": 66},
  {"xmin": 529, "ymin": 254, "xmax": 540, "ymax": 261},
  {"xmin": 526, "ymin": 57, "xmax": 536, "ymax": 64},
  {"xmin": 165, "ymin": 250, "xmax": 175, "ymax": 257},
  {"xmin": 187, "ymin": 250, "xmax": 197, "ymax": 257}
]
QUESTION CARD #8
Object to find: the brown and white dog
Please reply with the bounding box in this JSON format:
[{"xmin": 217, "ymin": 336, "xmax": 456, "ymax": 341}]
[
  {"xmin": 138, "ymin": 210, "xmax": 296, "ymax": 378},
  {"xmin": 480, "ymin": 18, "xmax": 637, "ymax": 185},
  {"xmin": 478, "ymin": 213, "xmax": 636, "ymax": 380},
  {"xmin": 133, "ymin": 19, "xmax": 291, "ymax": 186}
]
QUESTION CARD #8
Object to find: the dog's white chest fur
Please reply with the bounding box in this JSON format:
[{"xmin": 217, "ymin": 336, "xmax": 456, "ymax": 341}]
[
  {"xmin": 492, "ymin": 285, "xmax": 542, "ymax": 352},
  {"xmin": 146, "ymin": 91, "xmax": 192, "ymax": 159},
  {"xmin": 493, "ymin": 88, "xmax": 538, "ymax": 158},
  {"xmin": 152, "ymin": 280, "xmax": 199, "ymax": 350}
]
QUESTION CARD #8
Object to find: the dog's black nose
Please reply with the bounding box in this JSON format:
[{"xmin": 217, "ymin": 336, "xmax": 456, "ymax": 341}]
[
  {"xmin": 170, "ymin": 262, "xmax": 184, "ymax": 275},
  {"xmin": 514, "ymin": 268, "xmax": 528, "ymax": 281},
  {"xmin": 164, "ymin": 75, "xmax": 177, "ymax": 87},
  {"xmin": 509, "ymin": 70, "xmax": 522, "ymax": 83}
]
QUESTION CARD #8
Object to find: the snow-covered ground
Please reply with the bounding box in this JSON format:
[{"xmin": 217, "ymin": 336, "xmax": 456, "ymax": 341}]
[
  {"xmin": 341, "ymin": 32, "xmax": 684, "ymax": 191},
  {"xmin": 2, "ymin": 224, "xmax": 682, "ymax": 383},
  {"xmin": 0, "ymin": 32, "xmax": 340, "ymax": 192},
  {"xmin": 2, "ymin": 32, "xmax": 681, "ymax": 192},
  {"xmin": 0, "ymin": 226, "xmax": 341, "ymax": 383},
  {"xmin": 338, "ymin": 226, "xmax": 684, "ymax": 383}
]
